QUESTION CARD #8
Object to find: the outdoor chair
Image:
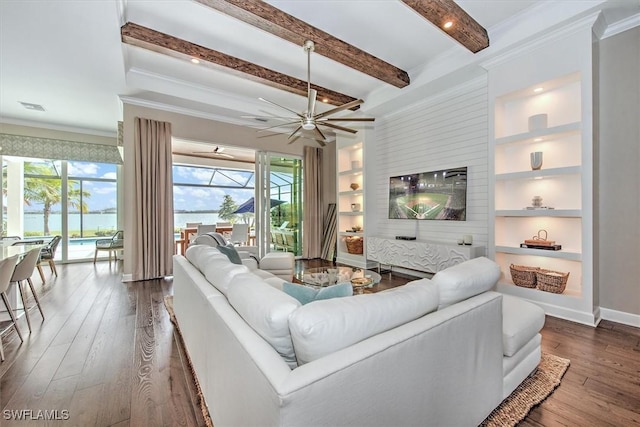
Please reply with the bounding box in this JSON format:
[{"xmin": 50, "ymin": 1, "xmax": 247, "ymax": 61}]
[
  {"xmin": 38, "ymin": 236, "xmax": 62, "ymax": 280},
  {"xmin": 11, "ymin": 247, "xmax": 44, "ymax": 333},
  {"xmin": 0, "ymin": 255, "xmax": 22, "ymax": 361},
  {"xmin": 229, "ymin": 223, "xmax": 249, "ymax": 245},
  {"xmin": 93, "ymin": 230, "xmax": 123, "ymax": 265},
  {"xmin": 0, "ymin": 236, "xmax": 21, "ymax": 241}
]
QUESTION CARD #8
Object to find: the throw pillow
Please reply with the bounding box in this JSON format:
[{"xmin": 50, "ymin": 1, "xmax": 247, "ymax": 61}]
[
  {"xmin": 217, "ymin": 244, "xmax": 242, "ymax": 265},
  {"xmin": 283, "ymin": 282, "xmax": 353, "ymax": 305}
]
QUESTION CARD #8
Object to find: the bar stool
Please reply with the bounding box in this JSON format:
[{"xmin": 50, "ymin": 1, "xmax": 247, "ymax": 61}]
[
  {"xmin": 0, "ymin": 255, "xmax": 21, "ymax": 362},
  {"xmin": 11, "ymin": 247, "xmax": 45, "ymax": 333}
]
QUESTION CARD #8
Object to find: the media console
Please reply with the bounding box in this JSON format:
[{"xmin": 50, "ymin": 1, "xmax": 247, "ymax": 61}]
[{"xmin": 367, "ymin": 236, "xmax": 485, "ymax": 274}]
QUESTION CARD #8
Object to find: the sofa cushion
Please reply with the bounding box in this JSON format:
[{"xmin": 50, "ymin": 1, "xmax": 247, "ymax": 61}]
[
  {"xmin": 502, "ymin": 295, "xmax": 545, "ymax": 357},
  {"xmin": 432, "ymin": 257, "xmax": 501, "ymax": 310},
  {"xmin": 185, "ymin": 244, "xmax": 228, "ymax": 271},
  {"xmin": 201, "ymin": 260, "xmax": 250, "ymax": 297},
  {"xmin": 289, "ymin": 279, "xmax": 439, "ymax": 365},
  {"xmin": 217, "ymin": 244, "xmax": 242, "ymax": 265},
  {"xmin": 227, "ymin": 275, "xmax": 301, "ymax": 369},
  {"xmin": 283, "ymin": 282, "xmax": 353, "ymax": 305}
]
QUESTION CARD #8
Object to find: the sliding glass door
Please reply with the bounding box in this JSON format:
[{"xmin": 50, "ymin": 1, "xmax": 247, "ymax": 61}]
[
  {"xmin": 1, "ymin": 156, "xmax": 119, "ymax": 262},
  {"xmin": 255, "ymin": 152, "xmax": 303, "ymax": 257}
]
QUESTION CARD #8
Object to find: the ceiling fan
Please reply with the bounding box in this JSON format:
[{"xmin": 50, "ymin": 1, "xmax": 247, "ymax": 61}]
[
  {"xmin": 247, "ymin": 40, "xmax": 375, "ymax": 147},
  {"xmin": 191, "ymin": 146, "xmax": 234, "ymax": 159}
]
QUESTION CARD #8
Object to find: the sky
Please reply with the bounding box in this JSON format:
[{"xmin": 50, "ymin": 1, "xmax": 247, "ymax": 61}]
[{"xmin": 9, "ymin": 159, "xmax": 292, "ymax": 214}]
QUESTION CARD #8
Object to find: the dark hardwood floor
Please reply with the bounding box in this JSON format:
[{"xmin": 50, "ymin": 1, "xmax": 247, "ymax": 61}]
[{"xmin": 1, "ymin": 260, "xmax": 638, "ymax": 426}]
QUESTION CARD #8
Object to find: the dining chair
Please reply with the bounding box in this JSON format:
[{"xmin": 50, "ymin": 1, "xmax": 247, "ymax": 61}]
[
  {"xmin": 229, "ymin": 223, "xmax": 249, "ymax": 245},
  {"xmin": 10, "ymin": 247, "xmax": 44, "ymax": 333},
  {"xmin": 93, "ymin": 230, "xmax": 123, "ymax": 264},
  {"xmin": 0, "ymin": 255, "xmax": 22, "ymax": 362},
  {"xmin": 11, "ymin": 240, "xmax": 46, "ymax": 282},
  {"xmin": 38, "ymin": 235, "xmax": 62, "ymax": 280}
]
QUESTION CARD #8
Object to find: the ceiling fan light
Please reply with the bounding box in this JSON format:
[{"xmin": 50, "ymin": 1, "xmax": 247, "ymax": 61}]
[{"xmin": 302, "ymin": 121, "xmax": 315, "ymax": 130}]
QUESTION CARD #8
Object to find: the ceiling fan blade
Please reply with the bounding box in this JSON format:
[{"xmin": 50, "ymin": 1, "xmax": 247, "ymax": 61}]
[
  {"xmin": 288, "ymin": 134, "xmax": 301, "ymax": 145},
  {"xmin": 315, "ymin": 99, "xmax": 364, "ymax": 119},
  {"xmin": 313, "ymin": 126, "xmax": 327, "ymax": 141},
  {"xmin": 259, "ymin": 97, "xmax": 303, "ymax": 118},
  {"xmin": 191, "ymin": 152, "xmax": 234, "ymax": 158},
  {"xmin": 257, "ymin": 121, "xmax": 301, "ymax": 132},
  {"xmin": 318, "ymin": 122, "xmax": 358, "ymax": 134},
  {"xmin": 288, "ymin": 125, "xmax": 302, "ymax": 140},
  {"xmin": 323, "ymin": 117, "xmax": 375, "ymax": 122},
  {"xmin": 242, "ymin": 115, "xmax": 298, "ymax": 121},
  {"xmin": 307, "ymin": 88, "xmax": 317, "ymax": 117}
]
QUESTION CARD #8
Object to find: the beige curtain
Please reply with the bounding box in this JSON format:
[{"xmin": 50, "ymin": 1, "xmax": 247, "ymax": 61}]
[
  {"xmin": 302, "ymin": 146, "xmax": 323, "ymax": 258},
  {"xmin": 132, "ymin": 117, "xmax": 175, "ymax": 281}
]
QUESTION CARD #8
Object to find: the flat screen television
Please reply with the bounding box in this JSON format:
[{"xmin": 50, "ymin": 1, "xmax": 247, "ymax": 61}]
[{"xmin": 388, "ymin": 167, "xmax": 467, "ymax": 220}]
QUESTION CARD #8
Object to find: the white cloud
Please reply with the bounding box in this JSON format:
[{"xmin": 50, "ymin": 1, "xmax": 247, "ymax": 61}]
[{"xmin": 68, "ymin": 162, "xmax": 99, "ymax": 176}]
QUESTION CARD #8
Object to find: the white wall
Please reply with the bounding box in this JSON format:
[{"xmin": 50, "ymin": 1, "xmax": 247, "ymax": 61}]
[
  {"xmin": 598, "ymin": 26, "xmax": 640, "ymax": 320},
  {"xmin": 368, "ymin": 76, "xmax": 489, "ymax": 248}
]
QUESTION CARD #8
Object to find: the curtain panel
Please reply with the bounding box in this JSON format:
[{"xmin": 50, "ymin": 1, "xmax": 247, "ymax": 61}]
[
  {"xmin": 132, "ymin": 117, "xmax": 174, "ymax": 281},
  {"xmin": 302, "ymin": 146, "xmax": 323, "ymax": 259}
]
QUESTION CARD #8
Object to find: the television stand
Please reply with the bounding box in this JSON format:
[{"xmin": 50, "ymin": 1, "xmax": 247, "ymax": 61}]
[{"xmin": 367, "ymin": 236, "xmax": 485, "ymax": 275}]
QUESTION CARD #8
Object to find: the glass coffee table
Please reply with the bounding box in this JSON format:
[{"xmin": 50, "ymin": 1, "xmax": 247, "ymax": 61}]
[{"xmin": 295, "ymin": 266, "xmax": 382, "ymax": 294}]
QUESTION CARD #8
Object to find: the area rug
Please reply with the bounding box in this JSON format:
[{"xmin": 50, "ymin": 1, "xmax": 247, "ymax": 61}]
[
  {"xmin": 481, "ymin": 352, "xmax": 570, "ymax": 426},
  {"xmin": 164, "ymin": 296, "xmax": 569, "ymax": 427},
  {"xmin": 164, "ymin": 296, "xmax": 213, "ymax": 427}
]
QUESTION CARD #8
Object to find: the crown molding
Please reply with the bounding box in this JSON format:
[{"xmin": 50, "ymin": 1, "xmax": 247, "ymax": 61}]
[
  {"xmin": 602, "ymin": 12, "xmax": 640, "ymax": 39},
  {"xmin": 0, "ymin": 117, "xmax": 117, "ymax": 138},
  {"xmin": 481, "ymin": 12, "xmax": 601, "ymax": 70},
  {"xmin": 119, "ymin": 95, "xmax": 254, "ymax": 129}
]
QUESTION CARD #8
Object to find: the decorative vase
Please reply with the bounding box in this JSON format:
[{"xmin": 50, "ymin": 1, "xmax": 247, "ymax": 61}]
[
  {"xmin": 530, "ymin": 152, "xmax": 543, "ymax": 170},
  {"xmin": 350, "ymin": 183, "xmax": 360, "ymax": 191},
  {"xmin": 528, "ymin": 114, "xmax": 548, "ymax": 131}
]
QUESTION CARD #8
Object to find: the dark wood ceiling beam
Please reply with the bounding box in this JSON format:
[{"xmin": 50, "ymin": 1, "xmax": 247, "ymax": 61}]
[
  {"xmin": 401, "ymin": 0, "xmax": 489, "ymax": 53},
  {"xmin": 121, "ymin": 22, "xmax": 358, "ymax": 108},
  {"xmin": 194, "ymin": 0, "xmax": 410, "ymax": 88}
]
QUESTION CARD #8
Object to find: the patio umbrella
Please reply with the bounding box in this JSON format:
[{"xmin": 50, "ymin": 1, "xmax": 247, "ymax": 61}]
[{"xmin": 232, "ymin": 197, "xmax": 286, "ymax": 214}]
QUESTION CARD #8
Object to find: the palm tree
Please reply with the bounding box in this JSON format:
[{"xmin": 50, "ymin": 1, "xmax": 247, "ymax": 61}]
[{"xmin": 22, "ymin": 162, "xmax": 90, "ymax": 235}]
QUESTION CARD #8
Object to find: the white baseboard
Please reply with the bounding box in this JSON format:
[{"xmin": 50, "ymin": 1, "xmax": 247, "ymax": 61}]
[
  {"xmin": 121, "ymin": 273, "xmax": 133, "ymax": 282},
  {"xmin": 600, "ymin": 307, "xmax": 640, "ymax": 328}
]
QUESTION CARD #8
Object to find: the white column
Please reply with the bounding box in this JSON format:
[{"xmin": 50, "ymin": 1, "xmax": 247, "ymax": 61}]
[{"xmin": 6, "ymin": 159, "xmax": 24, "ymax": 237}]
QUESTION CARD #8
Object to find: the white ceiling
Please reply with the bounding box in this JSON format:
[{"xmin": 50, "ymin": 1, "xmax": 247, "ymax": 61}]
[{"xmin": 0, "ymin": 0, "xmax": 638, "ymax": 138}]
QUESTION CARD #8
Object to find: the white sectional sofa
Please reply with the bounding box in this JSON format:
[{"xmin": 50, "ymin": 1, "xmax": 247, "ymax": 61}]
[{"xmin": 173, "ymin": 245, "xmax": 545, "ymax": 426}]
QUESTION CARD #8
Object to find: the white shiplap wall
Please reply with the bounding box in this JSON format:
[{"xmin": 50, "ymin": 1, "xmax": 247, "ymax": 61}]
[{"xmin": 367, "ymin": 76, "xmax": 489, "ymax": 248}]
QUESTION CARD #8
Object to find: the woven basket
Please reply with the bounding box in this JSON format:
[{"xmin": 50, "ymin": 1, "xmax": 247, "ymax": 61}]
[
  {"xmin": 536, "ymin": 269, "xmax": 569, "ymax": 294},
  {"xmin": 345, "ymin": 236, "xmax": 363, "ymax": 254},
  {"xmin": 509, "ymin": 264, "xmax": 539, "ymax": 288}
]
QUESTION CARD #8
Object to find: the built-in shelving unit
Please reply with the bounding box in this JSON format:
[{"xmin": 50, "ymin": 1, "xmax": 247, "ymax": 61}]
[
  {"xmin": 336, "ymin": 135, "xmax": 376, "ymax": 269},
  {"xmin": 487, "ymin": 21, "xmax": 598, "ymax": 325}
]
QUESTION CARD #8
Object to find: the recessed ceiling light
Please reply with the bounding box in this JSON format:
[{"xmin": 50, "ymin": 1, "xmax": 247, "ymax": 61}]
[
  {"xmin": 534, "ymin": 138, "xmax": 543, "ymax": 142},
  {"xmin": 443, "ymin": 21, "xmax": 454, "ymax": 29},
  {"xmin": 534, "ymin": 177, "xmax": 543, "ymax": 180},
  {"xmin": 19, "ymin": 101, "xmax": 45, "ymax": 111},
  {"xmin": 533, "ymin": 87, "xmax": 544, "ymax": 93},
  {"xmin": 322, "ymin": 98, "xmax": 329, "ymax": 103},
  {"xmin": 191, "ymin": 58, "xmax": 200, "ymax": 64}
]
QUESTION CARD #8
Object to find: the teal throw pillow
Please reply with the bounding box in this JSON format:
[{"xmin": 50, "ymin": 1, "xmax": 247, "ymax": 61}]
[
  {"xmin": 283, "ymin": 282, "xmax": 353, "ymax": 305},
  {"xmin": 217, "ymin": 244, "xmax": 242, "ymax": 265}
]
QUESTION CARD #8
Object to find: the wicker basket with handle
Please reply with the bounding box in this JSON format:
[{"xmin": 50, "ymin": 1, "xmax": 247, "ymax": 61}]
[
  {"xmin": 509, "ymin": 264, "xmax": 539, "ymax": 288},
  {"xmin": 536, "ymin": 269, "xmax": 569, "ymax": 293}
]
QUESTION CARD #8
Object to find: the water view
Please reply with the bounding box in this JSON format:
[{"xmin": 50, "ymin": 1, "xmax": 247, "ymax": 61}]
[{"xmin": 23, "ymin": 212, "xmax": 223, "ymax": 236}]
